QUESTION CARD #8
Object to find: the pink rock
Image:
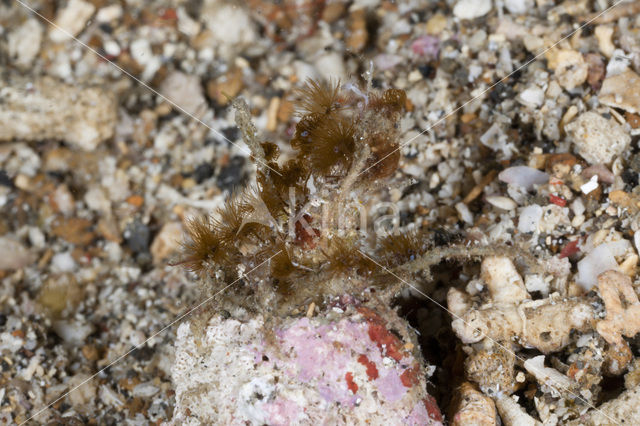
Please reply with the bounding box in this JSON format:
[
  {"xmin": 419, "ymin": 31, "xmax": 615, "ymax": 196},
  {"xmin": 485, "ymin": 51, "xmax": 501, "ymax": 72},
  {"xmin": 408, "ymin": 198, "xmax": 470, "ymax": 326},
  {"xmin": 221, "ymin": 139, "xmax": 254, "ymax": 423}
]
[
  {"xmin": 411, "ymin": 35, "xmax": 440, "ymax": 59},
  {"xmin": 582, "ymin": 164, "xmax": 615, "ymax": 184},
  {"xmin": 171, "ymin": 300, "xmax": 443, "ymax": 425}
]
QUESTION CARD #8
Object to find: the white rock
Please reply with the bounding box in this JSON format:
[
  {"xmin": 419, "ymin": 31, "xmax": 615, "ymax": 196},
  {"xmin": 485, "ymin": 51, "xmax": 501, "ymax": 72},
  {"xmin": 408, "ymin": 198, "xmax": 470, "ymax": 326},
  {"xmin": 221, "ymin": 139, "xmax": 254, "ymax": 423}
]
[
  {"xmin": 67, "ymin": 373, "xmax": 97, "ymax": 406},
  {"xmin": 100, "ymin": 385, "xmax": 124, "ymax": 407},
  {"xmin": 505, "ymin": 0, "xmax": 533, "ymax": 14},
  {"xmin": 28, "ymin": 227, "xmax": 46, "ymax": 249},
  {"xmin": 53, "ymin": 320, "xmax": 95, "ymax": 343},
  {"xmin": 480, "ymin": 123, "xmax": 514, "ymax": 158},
  {"xmin": 580, "ymin": 175, "xmax": 599, "ymax": 194},
  {"xmin": 565, "ymin": 111, "xmax": 631, "ymax": 165},
  {"xmin": 373, "ymin": 54, "xmax": 403, "ymax": 71},
  {"xmin": 202, "ymin": 2, "xmax": 256, "ymax": 59},
  {"xmin": 130, "ymin": 38, "xmax": 161, "ymax": 81},
  {"xmin": 605, "ymin": 49, "xmax": 631, "ymax": 77},
  {"xmin": 453, "ymin": 0, "xmax": 492, "ymax": 20},
  {"xmin": 7, "ymin": 18, "xmax": 43, "ymax": 68},
  {"xmin": 499, "ymin": 166, "xmax": 549, "ymax": 189},
  {"xmin": 537, "ymin": 205, "xmax": 571, "ymax": 233},
  {"xmin": 51, "ymin": 251, "xmax": 76, "ymax": 273},
  {"xmin": 481, "ymin": 256, "xmax": 529, "ymax": 304},
  {"xmin": 52, "ymin": 184, "xmax": 75, "ymax": 216},
  {"xmin": 571, "ymin": 198, "xmax": 585, "ymax": 216},
  {"xmin": 0, "ymin": 75, "xmax": 117, "ymax": 151},
  {"xmin": 103, "ymin": 40, "xmax": 121, "ymax": 57},
  {"xmin": 548, "ymin": 49, "xmax": 588, "ymax": 91},
  {"xmin": 524, "ymin": 274, "xmax": 549, "ymax": 296},
  {"xmin": 518, "ymin": 204, "xmax": 543, "ymax": 233},
  {"xmin": 160, "ymin": 71, "xmax": 207, "ymax": 117},
  {"xmin": 84, "ymin": 186, "xmax": 111, "ymax": 214},
  {"xmin": 177, "ymin": 7, "xmax": 201, "ymax": 37},
  {"xmin": 518, "ymin": 87, "xmax": 545, "ymax": 107},
  {"xmin": 95, "ymin": 4, "xmax": 123, "ymax": 22},
  {"xmin": 0, "ymin": 237, "xmax": 34, "ymax": 270},
  {"xmin": 486, "ymin": 195, "xmax": 518, "ymax": 210},
  {"xmin": 576, "ymin": 240, "xmax": 630, "ymax": 289},
  {"xmin": 315, "ymin": 52, "xmax": 347, "ymax": 81},
  {"xmin": 595, "ymin": 25, "xmax": 615, "ymax": 58},
  {"xmin": 455, "ymin": 202, "xmax": 474, "ymax": 224},
  {"xmin": 599, "ymin": 70, "xmax": 640, "ymax": 114},
  {"xmin": 130, "ymin": 39, "xmax": 153, "ymax": 66},
  {"xmin": 523, "ymin": 34, "xmax": 544, "ymax": 53},
  {"xmin": 19, "ymin": 355, "xmax": 41, "ymax": 381},
  {"xmin": 104, "ymin": 241, "xmax": 123, "ymax": 263},
  {"xmin": 0, "ymin": 331, "xmax": 24, "ymax": 352},
  {"xmin": 49, "ymin": 0, "xmax": 95, "ymax": 43},
  {"xmin": 132, "ymin": 382, "xmax": 160, "ymax": 398}
]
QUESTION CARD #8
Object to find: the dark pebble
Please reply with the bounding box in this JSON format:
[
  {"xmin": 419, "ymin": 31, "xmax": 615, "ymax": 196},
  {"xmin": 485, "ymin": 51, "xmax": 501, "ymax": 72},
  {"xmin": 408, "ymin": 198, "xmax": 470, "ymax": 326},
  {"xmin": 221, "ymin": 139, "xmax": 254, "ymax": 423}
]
[
  {"xmin": 453, "ymin": 67, "xmax": 469, "ymax": 87},
  {"xmin": 629, "ymin": 153, "xmax": 640, "ymax": 173},
  {"xmin": 418, "ymin": 64, "xmax": 436, "ymax": 79},
  {"xmin": 217, "ymin": 156, "xmax": 247, "ymax": 191},
  {"xmin": 0, "ymin": 313, "xmax": 6, "ymax": 326},
  {"xmin": 125, "ymin": 220, "xmax": 151, "ymax": 254},
  {"xmin": 221, "ymin": 127, "xmax": 239, "ymax": 143},
  {"xmin": 193, "ymin": 163, "xmax": 215, "ymax": 183},
  {"xmin": 185, "ymin": 0, "xmax": 203, "ymax": 18},
  {"xmin": 433, "ymin": 229, "xmax": 461, "ymax": 247},
  {"xmin": 0, "ymin": 170, "xmax": 14, "ymax": 188},
  {"xmin": 439, "ymin": 58, "xmax": 458, "ymax": 74},
  {"xmin": 622, "ymin": 169, "xmax": 639, "ymax": 190},
  {"xmin": 99, "ymin": 23, "xmax": 113, "ymax": 34},
  {"xmin": 489, "ymin": 81, "xmax": 514, "ymax": 103}
]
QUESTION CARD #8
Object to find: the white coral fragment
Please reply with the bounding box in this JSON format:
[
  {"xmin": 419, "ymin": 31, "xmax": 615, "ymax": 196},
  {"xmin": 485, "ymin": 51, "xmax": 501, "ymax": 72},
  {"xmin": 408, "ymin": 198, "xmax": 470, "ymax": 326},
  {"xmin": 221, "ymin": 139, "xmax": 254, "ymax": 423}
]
[
  {"xmin": 450, "ymin": 257, "xmax": 595, "ymax": 353},
  {"xmin": 566, "ymin": 383, "xmax": 640, "ymax": 425},
  {"xmin": 481, "ymin": 256, "xmax": 530, "ymax": 304},
  {"xmin": 596, "ymin": 270, "xmax": 640, "ymax": 346},
  {"xmin": 495, "ymin": 394, "xmax": 542, "ymax": 426},
  {"xmin": 451, "ymin": 382, "xmax": 498, "ymax": 426},
  {"xmin": 523, "ymin": 355, "xmax": 574, "ymax": 398}
]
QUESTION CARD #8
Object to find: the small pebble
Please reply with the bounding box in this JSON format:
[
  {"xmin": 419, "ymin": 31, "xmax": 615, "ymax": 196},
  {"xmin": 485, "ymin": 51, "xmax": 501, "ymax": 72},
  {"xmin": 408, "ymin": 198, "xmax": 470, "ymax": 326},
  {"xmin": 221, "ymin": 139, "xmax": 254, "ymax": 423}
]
[
  {"xmin": 566, "ymin": 111, "xmax": 631, "ymax": 165},
  {"xmin": 49, "ymin": 0, "xmax": 95, "ymax": 43},
  {"xmin": 498, "ymin": 166, "xmax": 549, "ymax": 190},
  {"xmin": 453, "ymin": 0, "xmax": 492, "ymax": 20},
  {"xmin": 125, "ymin": 220, "xmax": 151, "ymax": 254},
  {"xmin": 486, "ymin": 195, "xmax": 517, "ymax": 210},
  {"xmin": 599, "ymin": 70, "xmax": 640, "ymax": 114},
  {"xmin": 580, "ymin": 175, "xmax": 599, "ymax": 194},
  {"xmin": 0, "ymin": 237, "xmax": 34, "ymax": 270},
  {"xmin": 217, "ymin": 156, "xmax": 247, "ymax": 192}
]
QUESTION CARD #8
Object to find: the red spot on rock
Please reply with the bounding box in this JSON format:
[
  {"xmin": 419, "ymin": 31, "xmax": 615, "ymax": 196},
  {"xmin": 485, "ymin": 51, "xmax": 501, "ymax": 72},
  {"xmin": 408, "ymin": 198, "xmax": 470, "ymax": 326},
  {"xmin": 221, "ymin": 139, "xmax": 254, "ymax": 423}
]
[
  {"xmin": 549, "ymin": 194, "xmax": 566, "ymax": 207},
  {"xmin": 400, "ymin": 364, "xmax": 420, "ymax": 388},
  {"xmin": 357, "ymin": 354, "xmax": 379, "ymax": 380},
  {"xmin": 357, "ymin": 307, "xmax": 405, "ymax": 361},
  {"xmin": 559, "ymin": 239, "xmax": 580, "ymax": 258},
  {"xmin": 294, "ymin": 214, "xmax": 319, "ymax": 249},
  {"xmin": 367, "ymin": 322, "xmax": 404, "ymax": 361},
  {"xmin": 345, "ymin": 372, "xmax": 358, "ymax": 394},
  {"xmin": 160, "ymin": 8, "xmax": 177, "ymax": 20},
  {"xmin": 423, "ymin": 395, "xmax": 443, "ymax": 422}
]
